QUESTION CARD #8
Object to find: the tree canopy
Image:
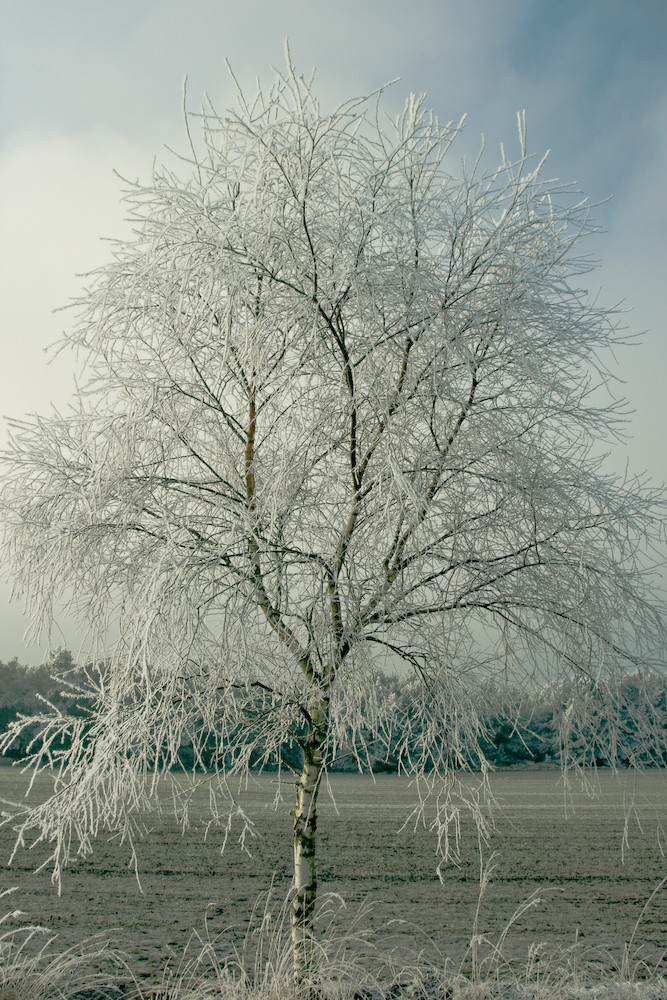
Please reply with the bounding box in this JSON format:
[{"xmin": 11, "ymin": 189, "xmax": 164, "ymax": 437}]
[{"xmin": 1, "ymin": 56, "xmax": 664, "ymax": 986}]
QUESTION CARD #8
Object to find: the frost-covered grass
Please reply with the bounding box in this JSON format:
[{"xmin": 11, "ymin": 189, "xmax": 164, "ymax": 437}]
[
  {"xmin": 0, "ymin": 888, "xmax": 126, "ymax": 999},
  {"xmin": 2, "ymin": 926, "xmax": 666, "ymax": 1000},
  {"xmin": 2, "ymin": 884, "xmax": 666, "ymax": 1000}
]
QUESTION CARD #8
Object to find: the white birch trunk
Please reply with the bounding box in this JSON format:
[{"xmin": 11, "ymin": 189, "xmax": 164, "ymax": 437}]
[{"xmin": 291, "ymin": 697, "xmax": 328, "ymax": 991}]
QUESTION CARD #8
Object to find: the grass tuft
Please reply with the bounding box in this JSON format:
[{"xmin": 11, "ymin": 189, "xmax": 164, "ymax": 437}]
[
  {"xmin": 0, "ymin": 886, "xmax": 127, "ymax": 1000},
  {"xmin": 2, "ymin": 885, "xmax": 666, "ymax": 1000}
]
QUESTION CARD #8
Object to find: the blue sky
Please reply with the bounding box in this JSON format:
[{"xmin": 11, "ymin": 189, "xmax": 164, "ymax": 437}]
[{"xmin": 1, "ymin": 0, "xmax": 665, "ymax": 662}]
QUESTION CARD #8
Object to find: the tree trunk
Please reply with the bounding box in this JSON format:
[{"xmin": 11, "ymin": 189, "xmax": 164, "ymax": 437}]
[{"xmin": 291, "ymin": 697, "xmax": 328, "ymax": 992}]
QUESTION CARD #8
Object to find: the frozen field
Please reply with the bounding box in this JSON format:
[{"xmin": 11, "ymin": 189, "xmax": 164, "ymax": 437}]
[{"xmin": 1, "ymin": 767, "xmax": 666, "ymax": 979}]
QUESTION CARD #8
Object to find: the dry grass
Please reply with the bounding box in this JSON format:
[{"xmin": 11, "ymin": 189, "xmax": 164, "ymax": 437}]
[
  {"xmin": 0, "ymin": 888, "xmax": 126, "ymax": 1000},
  {"xmin": 2, "ymin": 882, "xmax": 666, "ymax": 1000}
]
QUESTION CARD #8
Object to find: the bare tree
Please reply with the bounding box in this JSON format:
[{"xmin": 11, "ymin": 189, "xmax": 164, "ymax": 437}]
[{"xmin": 1, "ymin": 54, "xmax": 664, "ymax": 989}]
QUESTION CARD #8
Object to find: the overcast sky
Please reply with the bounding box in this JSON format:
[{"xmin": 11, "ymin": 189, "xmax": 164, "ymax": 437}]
[{"xmin": 1, "ymin": 0, "xmax": 665, "ymax": 663}]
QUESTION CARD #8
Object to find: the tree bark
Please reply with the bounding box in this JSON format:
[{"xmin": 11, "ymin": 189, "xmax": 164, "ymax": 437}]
[{"xmin": 291, "ymin": 696, "xmax": 328, "ymax": 991}]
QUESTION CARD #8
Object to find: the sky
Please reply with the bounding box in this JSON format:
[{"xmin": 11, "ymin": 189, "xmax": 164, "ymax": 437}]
[{"xmin": 1, "ymin": 0, "xmax": 666, "ymax": 663}]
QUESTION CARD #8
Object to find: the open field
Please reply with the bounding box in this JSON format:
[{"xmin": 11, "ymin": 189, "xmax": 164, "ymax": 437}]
[{"xmin": 1, "ymin": 767, "xmax": 667, "ymax": 981}]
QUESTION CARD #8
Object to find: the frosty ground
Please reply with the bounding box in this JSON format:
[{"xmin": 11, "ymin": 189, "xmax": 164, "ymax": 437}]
[{"xmin": 2, "ymin": 767, "xmax": 666, "ymax": 990}]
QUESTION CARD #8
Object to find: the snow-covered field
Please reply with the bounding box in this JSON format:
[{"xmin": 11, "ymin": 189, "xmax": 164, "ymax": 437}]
[{"xmin": 1, "ymin": 768, "xmax": 666, "ymax": 995}]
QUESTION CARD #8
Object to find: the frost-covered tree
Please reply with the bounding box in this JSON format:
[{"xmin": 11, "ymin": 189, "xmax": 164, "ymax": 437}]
[{"xmin": 1, "ymin": 55, "xmax": 664, "ymax": 988}]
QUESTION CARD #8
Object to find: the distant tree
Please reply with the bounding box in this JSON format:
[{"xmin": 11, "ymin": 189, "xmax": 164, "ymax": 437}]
[
  {"xmin": 1, "ymin": 55, "xmax": 664, "ymax": 989},
  {"xmin": 0, "ymin": 650, "xmax": 75, "ymax": 713},
  {"xmin": 0, "ymin": 650, "xmax": 88, "ymax": 759},
  {"xmin": 556, "ymin": 672, "xmax": 667, "ymax": 768},
  {"xmin": 475, "ymin": 683, "xmax": 557, "ymax": 767}
]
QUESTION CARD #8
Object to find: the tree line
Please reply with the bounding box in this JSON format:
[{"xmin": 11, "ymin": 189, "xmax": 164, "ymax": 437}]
[{"xmin": 2, "ymin": 651, "xmax": 665, "ymax": 771}]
